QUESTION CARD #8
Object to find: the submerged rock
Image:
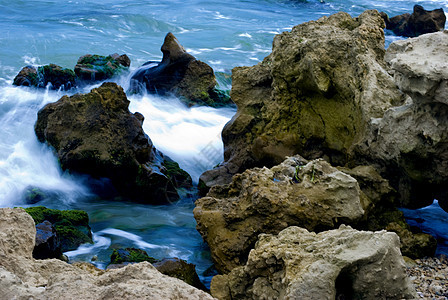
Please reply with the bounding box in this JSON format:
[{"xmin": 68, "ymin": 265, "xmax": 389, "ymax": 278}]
[
  {"xmin": 0, "ymin": 208, "xmax": 214, "ymax": 300},
  {"xmin": 353, "ymin": 31, "xmax": 448, "ymax": 211},
  {"xmin": 13, "ymin": 64, "xmax": 76, "ymax": 90},
  {"xmin": 381, "ymin": 5, "xmax": 446, "ymax": 37},
  {"xmin": 35, "ymin": 82, "xmax": 190, "ymax": 203},
  {"xmin": 211, "ymin": 225, "xmax": 416, "ymax": 299},
  {"xmin": 74, "ymin": 53, "xmax": 130, "ymax": 83},
  {"xmin": 199, "ymin": 10, "xmax": 402, "ymax": 191},
  {"xmin": 130, "ymin": 32, "xmax": 232, "ymax": 107},
  {"xmin": 194, "ymin": 156, "xmax": 367, "ymax": 273},
  {"xmin": 25, "ymin": 206, "xmax": 92, "ymax": 252}
]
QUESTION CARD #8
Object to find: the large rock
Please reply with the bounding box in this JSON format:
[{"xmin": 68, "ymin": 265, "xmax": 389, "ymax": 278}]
[
  {"xmin": 194, "ymin": 156, "xmax": 367, "ymax": 273},
  {"xmin": 130, "ymin": 32, "xmax": 232, "ymax": 107},
  {"xmin": 353, "ymin": 31, "xmax": 448, "ymax": 211},
  {"xmin": 13, "ymin": 64, "xmax": 76, "ymax": 90},
  {"xmin": 35, "ymin": 82, "xmax": 191, "ymax": 204},
  {"xmin": 381, "ymin": 5, "xmax": 446, "ymax": 37},
  {"xmin": 0, "ymin": 208, "xmax": 213, "ymax": 300},
  {"xmin": 74, "ymin": 53, "xmax": 130, "ymax": 83},
  {"xmin": 211, "ymin": 225, "xmax": 416, "ymax": 300},
  {"xmin": 199, "ymin": 10, "xmax": 402, "ymax": 191}
]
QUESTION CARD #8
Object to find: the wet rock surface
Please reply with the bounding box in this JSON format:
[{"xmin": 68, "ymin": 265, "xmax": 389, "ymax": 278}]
[
  {"xmin": 381, "ymin": 5, "xmax": 446, "ymax": 37},
  {"xmin": 200, "ymin": 10, "xmax": 402, "ymax": 191},
  {"xmin": 74, "ymin": 53, "xmax": 130, "ymax": 83},
  {"xmin": 13, "ymin": 64, "xmax": 76, "ymax": 90},
  {"xmin": 130, "ymin": 32, "xmax": 232, "ymax": 107},
  {"xmin": 211, "ymin": 225, "xmax": 416, "ymax": 300},
  {"xmin": 35, "ymin": 82, "xmax": 190, "ymax": 204}
]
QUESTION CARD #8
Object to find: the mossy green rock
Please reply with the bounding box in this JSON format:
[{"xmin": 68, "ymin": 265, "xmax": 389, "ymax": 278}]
[
  {"xmin": 35, "ymin": 82, "xmax": 186, "ymax": 204},
  {"xmin": 13, "ymin": 64, "xmax": 76, "ymax": 90},
  {"xmin": 110, "ymin": 248, "xmax": 157, "ymax": 265},
  {"xmin": 25, "ymin": 206, "xmax": 92, "ymax": 252},
  {"xmin": 75, "ymin": 53, "xmax": 130, "ymax": 83},
  {"xmin": 199, "ymin": 10, "xmax": 403, "ymax": 191}
]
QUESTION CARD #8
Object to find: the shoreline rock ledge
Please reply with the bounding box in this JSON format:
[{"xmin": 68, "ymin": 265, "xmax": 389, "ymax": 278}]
[
  {"xmin": 0, "ymin": 207, "xmax": 213, "ymax": 299},
  {"xmin": 211, "ymin": 225, "xmax": 416, "ymax": 300},
  {"xmin": 35, "ymin": 82, "xmax": 191, "ymax": 204}
]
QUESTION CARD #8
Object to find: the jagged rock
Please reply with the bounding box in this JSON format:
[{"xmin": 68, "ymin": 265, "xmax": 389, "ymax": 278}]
[
  {"xmin": 33, "ymin": 220, "xmax": 63, "ymax": 260},
  {"xmin": 154, "ymin": 258, "xmax": 207, "ymax": 291},
  {"xmin": 199, "ymin": 10, "xmax": 402, "ymax": 192},
  {"xmin": 13, "ymin": 64, "xmax": 76, "ymax": 90},
  {"xmin": 194, "ymin": 156, "xmax": 367, "ymax": 273},
  {"xmin": 381, "ymin": 5, "xmax": 446, "ymax": 37},
  {"xmin": 130, "ymin": 32, "xmax": 233, "ymax": 107},
  {"xmin": 211, "ymin": 226, "xmax": 416, "ymax": 300},
  {"xmin": 25, "ymin": 206, "xmax": 92, "ymax": 252},
  {"xmin": 353, "ymin": 31, "xmax": 448, "ymax": 211},
  {"xmin": 0, "ymin": 208, "xmax": 214, "ymax": 300},
  {"xmin": 74, "ymin": 53, "xmax": 130, "ymax": 83},
  {"xmin": 35, "ymin": 82, "xmax": 190, "ymax": 203}
]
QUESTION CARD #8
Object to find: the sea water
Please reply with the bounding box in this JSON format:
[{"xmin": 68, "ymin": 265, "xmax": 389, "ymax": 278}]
[{"xmin": 1, "ymin": 0, "xmax": 447, "ymax": 286}]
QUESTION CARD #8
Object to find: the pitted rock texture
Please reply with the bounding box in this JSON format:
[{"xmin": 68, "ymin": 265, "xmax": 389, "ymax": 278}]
[
  {"xmin": 200, "ymin": 10, "xmax": 402, "ymax": 191},
  {"xmin": 211, "ymin": 225, "xmax": 416, "ymax": 300},
  {"xmin": 194, "ymin": 156, "xmax": 366, "ymax": 273},
  {"xmin": 354, "ymin": 31, "xmax": 448, "ymax": 211}
]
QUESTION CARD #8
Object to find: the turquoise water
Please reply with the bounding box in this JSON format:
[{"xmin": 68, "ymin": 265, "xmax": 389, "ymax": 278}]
[{"xmin": 1, "ymin": 0, "xmax": 447, "ymax": 287}]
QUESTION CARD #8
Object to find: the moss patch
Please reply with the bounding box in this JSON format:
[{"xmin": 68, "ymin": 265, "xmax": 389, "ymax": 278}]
[{"xmin": 110, "ymin": 248, "xmax": 157, "ymax": 264}]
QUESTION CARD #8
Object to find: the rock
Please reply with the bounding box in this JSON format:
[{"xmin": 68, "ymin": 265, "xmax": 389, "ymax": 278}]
[
  {"xmin": 194, "ymin": 156, "xmax": 367, "ymax": 273},
  {"xmin": 353, "ymin": 31, "xmax": 448, "ymax": 211},
  {"xmin": 382, "ymin": 5, "xmax": 446, "ymax": 37},
  {"xmin": 25, "ymin": 206, "xmax": 93, "ymax": 252},
  {"xmin": 130, "ymin": 32, "xmax": 233, "ymax": 107},
  {"xmin": 35, "ymin": 82, "xmax": 189, "ymax": 203},
  {"xmin": 386, "ymin": 222, "xmax": 437, "ymax": 259},
  {"xmin": 0, "ymin": 208, "xmax": 214, "ymax": 300},
  {"xmin": 153, "ymin": 258, "xmax": 207, "ymax": 291},
  {"xmin": 13, "ymin": 64, "xmax": 76, "ymax": 90},
  {"xmin": 109, "ymin": 248, "xmax": 157, "ymax": 265},
  {"xmin": 33, "ymin": 220, "xmax": 63, "ymax": 260},
  {"xmin": 74, "ymin": 53, "xmax": 130, "ymax": 83},
  {"xmin": 211, "ymin": 225, "xmax": 416, "ymax": 300},
  {"xmin": 200, "ymin": 10, "xmax": 402, "ymax": 191}
]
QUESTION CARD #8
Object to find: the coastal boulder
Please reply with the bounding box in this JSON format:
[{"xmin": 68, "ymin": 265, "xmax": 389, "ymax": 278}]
[
  {"xmin": 35, "ymin": 82, "xmax": 190, "ymax": 203},
  {"xmin": 13, "ymin": 64, "xmax": 76, "ymax": 90},
  {"xmin": 353, "ymin": 31, "xmax": 448, "ymax": 211},
  {"xmin": 194, "ymin": 156, "xmax": 366, "ymax": 273},
  {"xmin": 74, "ymin": 53, "xmax": 130, "ymax": 83},
  {"xmin": 382, "ymin": 5, "xmax": 446, "ymax": 37},
  {"xmin": 199, "ymin": 10, "xmax": 402, "ymax": 191},
  {"xmin": 130, "ymin": 32, "xmax": 232, "ymax": 107},
  {"xmin": 0, "ymin": 208, "xmax": 214, "ymax": 300},
  {"xmin": 33, "ymin": 220, "xmax": 63, "ymax": 260},
  {"xmin": 211, "ymin": 226, "xmax": 416, "ymax": 299}
]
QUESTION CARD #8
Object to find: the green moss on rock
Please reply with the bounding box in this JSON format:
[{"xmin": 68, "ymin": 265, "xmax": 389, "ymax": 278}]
[
  {"xmin": 25, "ymin": 206, "xmax": 93, "ymax": 252},
  {"xmin": 110, "ymin": 248, "xmax": 157, "ymax": 265}
]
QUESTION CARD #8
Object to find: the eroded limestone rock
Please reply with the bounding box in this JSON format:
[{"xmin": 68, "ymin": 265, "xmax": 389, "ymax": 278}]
[
  {"xmin": 200, "ymin": 10, "xmax": 402, "ymax": 191},
  {"xmin": 353, "ymin": 31, "xmax": 448, "ymax": 211},
  {"xmin": 194, "ymin": 156, "xmax": 366, "ymax": 273},
  {"xmin": 211, "ymin": 226, "xmax": 416, "ymax": 300}
]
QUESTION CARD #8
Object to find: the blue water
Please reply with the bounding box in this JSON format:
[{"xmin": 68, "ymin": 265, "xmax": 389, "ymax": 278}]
[{"xmin": 1, "ymin": 0, "xmax": 447, "ymax": 287}]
